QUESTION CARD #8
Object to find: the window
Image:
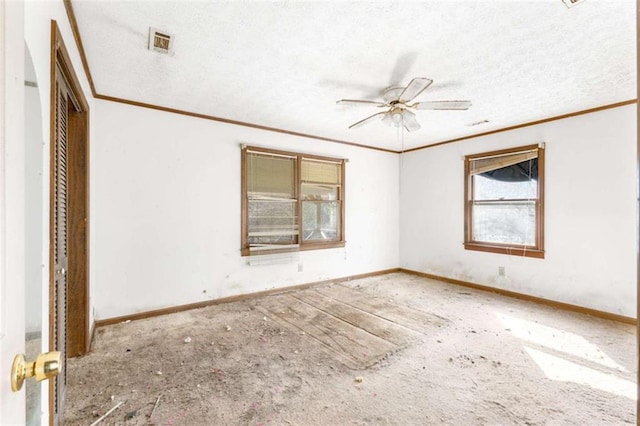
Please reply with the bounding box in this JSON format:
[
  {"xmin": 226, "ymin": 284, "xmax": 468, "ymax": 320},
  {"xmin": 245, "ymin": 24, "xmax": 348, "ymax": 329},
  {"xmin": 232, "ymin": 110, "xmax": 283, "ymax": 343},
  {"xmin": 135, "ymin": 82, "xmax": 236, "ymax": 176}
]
[
  {"xmin": 464, "ymin": 144, "xmax": 545, "ymax": 258},
  {"xmin": 241, "ymin": 146, "xmax": 345, "ymax": 256}
]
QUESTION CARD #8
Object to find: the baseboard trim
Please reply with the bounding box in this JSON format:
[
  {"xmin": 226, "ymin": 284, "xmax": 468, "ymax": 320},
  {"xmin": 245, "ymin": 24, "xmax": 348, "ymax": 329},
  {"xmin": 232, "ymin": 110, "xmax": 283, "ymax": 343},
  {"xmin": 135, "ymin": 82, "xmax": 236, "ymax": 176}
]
[
  {"xmin": 94, "ymin": 268, "xmax": 401, "ymax": 328},
  {"xmin": 401, "ymin": 268, "xmax": 635, "ymax": 325}
]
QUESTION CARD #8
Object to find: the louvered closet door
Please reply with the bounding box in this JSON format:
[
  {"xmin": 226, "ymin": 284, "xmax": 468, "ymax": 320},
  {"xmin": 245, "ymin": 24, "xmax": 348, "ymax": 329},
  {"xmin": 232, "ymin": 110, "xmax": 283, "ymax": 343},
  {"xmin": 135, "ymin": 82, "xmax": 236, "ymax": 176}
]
[{"xmin": 52, "ymin": 67, "xmax": 70, "ymax": 424}]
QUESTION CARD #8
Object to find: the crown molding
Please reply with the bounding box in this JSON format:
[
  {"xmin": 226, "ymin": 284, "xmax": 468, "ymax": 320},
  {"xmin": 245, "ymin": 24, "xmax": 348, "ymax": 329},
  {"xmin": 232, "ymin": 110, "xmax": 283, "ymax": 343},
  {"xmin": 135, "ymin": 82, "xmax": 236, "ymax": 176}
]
[{"xmin": 404, "ymin": 99, "xmax": 638, "ymax": 153}]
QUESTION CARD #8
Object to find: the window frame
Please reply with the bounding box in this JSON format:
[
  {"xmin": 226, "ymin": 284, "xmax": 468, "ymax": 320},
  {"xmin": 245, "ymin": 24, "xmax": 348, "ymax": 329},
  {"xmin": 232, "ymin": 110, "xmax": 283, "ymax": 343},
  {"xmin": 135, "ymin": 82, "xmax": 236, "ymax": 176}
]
[
  {"xmin": 241, "ymin": 145, "xmax": 346, "ymax": 256},
  {"xmin": 464, "ymin": 143, "xmax": 545, "ymax": 259}
]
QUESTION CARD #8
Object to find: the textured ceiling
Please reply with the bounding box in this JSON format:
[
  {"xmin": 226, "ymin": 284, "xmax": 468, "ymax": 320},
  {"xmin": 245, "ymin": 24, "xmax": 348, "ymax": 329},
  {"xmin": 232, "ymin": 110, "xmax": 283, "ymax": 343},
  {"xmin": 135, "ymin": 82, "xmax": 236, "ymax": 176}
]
[{"xmin": 71, "ymin": 0, "xmax": 636, "ymax": 151}]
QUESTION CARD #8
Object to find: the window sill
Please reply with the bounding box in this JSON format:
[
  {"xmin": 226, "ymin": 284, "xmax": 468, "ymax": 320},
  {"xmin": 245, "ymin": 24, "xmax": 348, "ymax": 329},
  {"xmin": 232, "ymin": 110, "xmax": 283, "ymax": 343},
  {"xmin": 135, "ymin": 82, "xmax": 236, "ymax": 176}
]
[
  {"xmin": 241, "ymin": 241, "xmax": 346, "ymax": 257},
  {"xmin": 464, "ymin": 242, "xmax": 544, "ymax": 259}
]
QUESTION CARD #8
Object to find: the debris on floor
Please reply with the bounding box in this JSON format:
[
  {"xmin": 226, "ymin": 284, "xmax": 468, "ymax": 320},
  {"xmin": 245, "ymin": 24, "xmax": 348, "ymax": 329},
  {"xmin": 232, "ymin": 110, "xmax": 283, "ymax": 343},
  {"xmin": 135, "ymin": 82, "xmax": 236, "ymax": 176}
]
[
  {"xmin": 63, "ymin": 273, "xmax": 636, "ymax": 425},
  {"xmin": 149, "ymin": 395, "xmax": 161, "ymax": 419},
  {"xmin": 88, "ymin": 400, "xmax": 123, "ymax": 426},
  {"xmin": 124, "ymin": 410, "xmax": 137, "ymax": 420}
]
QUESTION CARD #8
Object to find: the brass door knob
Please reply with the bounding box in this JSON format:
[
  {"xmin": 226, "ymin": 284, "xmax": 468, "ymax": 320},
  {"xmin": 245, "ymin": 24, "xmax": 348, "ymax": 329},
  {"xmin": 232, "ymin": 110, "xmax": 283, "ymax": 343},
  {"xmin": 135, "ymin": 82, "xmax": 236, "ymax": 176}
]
[{"xmin": 11, "ymin": 351, "xmax": 62, "ymax": 392}]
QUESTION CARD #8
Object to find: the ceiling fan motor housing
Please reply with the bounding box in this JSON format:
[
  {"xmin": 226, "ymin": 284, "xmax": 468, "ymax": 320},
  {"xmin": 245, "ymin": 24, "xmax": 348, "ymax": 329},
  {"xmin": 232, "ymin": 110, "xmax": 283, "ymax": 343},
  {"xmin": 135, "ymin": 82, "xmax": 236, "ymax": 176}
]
[{"xmin": 382, "ymin": 86, "xmax": 405, "ymax": 103}]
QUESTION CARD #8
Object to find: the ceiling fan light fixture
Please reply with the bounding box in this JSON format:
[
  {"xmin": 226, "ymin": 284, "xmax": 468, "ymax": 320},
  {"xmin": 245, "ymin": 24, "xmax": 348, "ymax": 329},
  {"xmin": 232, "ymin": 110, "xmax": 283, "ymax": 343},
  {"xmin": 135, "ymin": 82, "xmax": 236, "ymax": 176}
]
[
  {"xmin": 382, "ymin": 113, "xmax": 400, "ymax": 127},
  {"xmin": 401, "ymin": 109, "xmax": 421, "ymax": 132}
]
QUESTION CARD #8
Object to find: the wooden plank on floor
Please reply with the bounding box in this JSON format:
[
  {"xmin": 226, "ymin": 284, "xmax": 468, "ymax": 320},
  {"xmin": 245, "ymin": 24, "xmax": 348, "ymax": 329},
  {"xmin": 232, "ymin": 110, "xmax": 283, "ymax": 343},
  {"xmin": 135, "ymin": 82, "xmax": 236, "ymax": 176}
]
[
  {"xmin": 290, "ymin": 290, "xmax": 419, "ymax": 347},
  {"xmin": 316, "ymin": 284, "xmax": 448, "ymax": 335},
  {"xmin": 257, "ymin": 294, "xmax": 398, "ymax": 369}
]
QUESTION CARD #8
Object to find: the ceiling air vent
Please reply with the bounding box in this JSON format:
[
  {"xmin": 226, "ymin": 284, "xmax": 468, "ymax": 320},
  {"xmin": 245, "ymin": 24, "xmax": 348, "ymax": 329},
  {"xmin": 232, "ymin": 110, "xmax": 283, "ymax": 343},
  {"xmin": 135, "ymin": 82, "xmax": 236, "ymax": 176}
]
[
  {"xmin": 149, "ymin": 27, "xmax": 174, "ymax": 54},
  {"xmin": 562, "ymin": 0, "xmax": 585, "ymax": 8},
  {"xmin": 468, "ymin": 119, "xmax": 489, "ymax": 127}
]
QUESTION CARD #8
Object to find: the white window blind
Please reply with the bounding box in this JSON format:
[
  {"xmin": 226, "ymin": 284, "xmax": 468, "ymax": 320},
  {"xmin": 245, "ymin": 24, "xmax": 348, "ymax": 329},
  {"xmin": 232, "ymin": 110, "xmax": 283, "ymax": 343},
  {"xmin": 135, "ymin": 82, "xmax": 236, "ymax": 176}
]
[
  {"xmin": 301, "ymin": 159, "xmax": 341, "ymax": 184},
  {"xmin": 469, "ymin": 150, "xmax": 537, "ymax": 176}
]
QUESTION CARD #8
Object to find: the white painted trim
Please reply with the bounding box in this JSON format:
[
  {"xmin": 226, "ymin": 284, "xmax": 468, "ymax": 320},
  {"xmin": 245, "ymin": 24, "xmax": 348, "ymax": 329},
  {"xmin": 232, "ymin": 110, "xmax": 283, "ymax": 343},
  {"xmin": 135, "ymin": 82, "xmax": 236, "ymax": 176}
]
[{"xmin": 0, "ymin": 0, "xmax": 6, "ymax": 343}]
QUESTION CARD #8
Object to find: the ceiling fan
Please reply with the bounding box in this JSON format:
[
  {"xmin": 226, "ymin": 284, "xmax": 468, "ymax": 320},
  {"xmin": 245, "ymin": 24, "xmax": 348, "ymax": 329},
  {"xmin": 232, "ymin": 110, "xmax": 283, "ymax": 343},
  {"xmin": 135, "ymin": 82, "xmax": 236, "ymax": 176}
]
[{"xmin": 337, "ymin": 78, "xmax": 471, "ymax": 132}]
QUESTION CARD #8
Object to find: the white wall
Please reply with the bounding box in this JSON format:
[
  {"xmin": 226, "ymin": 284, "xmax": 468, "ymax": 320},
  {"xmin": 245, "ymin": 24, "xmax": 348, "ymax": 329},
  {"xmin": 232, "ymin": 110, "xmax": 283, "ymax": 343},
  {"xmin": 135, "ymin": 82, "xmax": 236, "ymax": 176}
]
[
  {"xmin": 400, "ymin": 104, "xmax": 637, "ymax": 317},
  {"xmin": 93, "ymin": 100, "xmax": 399, "ymax": 320}
]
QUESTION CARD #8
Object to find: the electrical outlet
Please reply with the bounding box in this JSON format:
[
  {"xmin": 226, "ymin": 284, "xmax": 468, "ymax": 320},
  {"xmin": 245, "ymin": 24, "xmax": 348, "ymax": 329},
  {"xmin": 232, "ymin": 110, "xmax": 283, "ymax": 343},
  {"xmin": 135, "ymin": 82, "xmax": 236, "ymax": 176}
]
[
  {"xmin": 498, "ymin": 266, "xmax": 505, "ymax": 277},
  {"xmin": 298, "ymin": 262, "xmax": 303, "ymax": 272}
]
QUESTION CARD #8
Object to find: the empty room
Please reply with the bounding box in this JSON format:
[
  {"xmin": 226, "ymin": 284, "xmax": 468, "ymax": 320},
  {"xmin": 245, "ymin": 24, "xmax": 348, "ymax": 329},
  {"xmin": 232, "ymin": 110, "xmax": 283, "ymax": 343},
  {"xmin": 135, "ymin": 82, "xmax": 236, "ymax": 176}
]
[{"xmin": 0, "ymin": 0, "xmax": 637, "ymax": 425}]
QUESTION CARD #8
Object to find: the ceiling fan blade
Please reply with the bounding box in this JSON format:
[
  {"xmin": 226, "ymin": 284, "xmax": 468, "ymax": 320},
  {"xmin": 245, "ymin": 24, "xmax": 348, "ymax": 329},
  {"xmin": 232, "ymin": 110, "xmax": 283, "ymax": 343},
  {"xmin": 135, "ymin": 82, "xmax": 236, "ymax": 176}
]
[
  {"xmin": 337, "ymin": 99, "xmax": 388, "ymax": 107},
  {"xmin": 348, "ymin": 111, "xmax": 387, "ymax": 129},
  {"xmin": 401, "ymin": 109, "xmax": 421, "ymax": 132},
  {"xmin": 398, "ymin": 77, "xmax": 433, "ymax": 103},
  {"xmin": 414, "ymin": 100, "xmax": 472, "ymax": 110}
]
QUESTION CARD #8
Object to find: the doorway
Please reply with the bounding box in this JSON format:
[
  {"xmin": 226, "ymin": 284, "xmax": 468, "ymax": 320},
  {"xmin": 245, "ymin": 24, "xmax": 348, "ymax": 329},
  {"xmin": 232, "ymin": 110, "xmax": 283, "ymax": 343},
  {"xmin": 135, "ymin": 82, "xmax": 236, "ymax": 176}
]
[{"xmin": 49, "ymin": 21, "xmax": 90, "ymax": 424}]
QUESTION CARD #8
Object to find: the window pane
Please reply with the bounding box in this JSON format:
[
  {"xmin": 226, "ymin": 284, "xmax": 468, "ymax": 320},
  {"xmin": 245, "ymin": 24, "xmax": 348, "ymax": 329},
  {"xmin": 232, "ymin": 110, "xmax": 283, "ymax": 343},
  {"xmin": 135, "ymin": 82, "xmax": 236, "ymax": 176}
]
[
  {"xmin": 301, "ymin": 183, "xmax": 338, "ymax": 201},
  {"xmin": 248, "ymin": 199, "xmax": 298, "ymax": 246},
  {"xmin": 472, "ymin": 201, "xmax": 536, "ymax": 246},
  {"xmin": 474, "ymin": 172, "xmax": 537, "ymax": 201},
  {"xmin": 302, "ymin": 201, "xmax": 339, "ymax": 241}
]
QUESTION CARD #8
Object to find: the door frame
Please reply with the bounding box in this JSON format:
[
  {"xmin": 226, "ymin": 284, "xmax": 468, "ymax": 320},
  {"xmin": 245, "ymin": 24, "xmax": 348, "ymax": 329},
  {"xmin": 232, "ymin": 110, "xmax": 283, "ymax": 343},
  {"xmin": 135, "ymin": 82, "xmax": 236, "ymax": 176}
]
[{"xmin": 48, "ymin": 20, "xmax": 90, "ymax": 424}]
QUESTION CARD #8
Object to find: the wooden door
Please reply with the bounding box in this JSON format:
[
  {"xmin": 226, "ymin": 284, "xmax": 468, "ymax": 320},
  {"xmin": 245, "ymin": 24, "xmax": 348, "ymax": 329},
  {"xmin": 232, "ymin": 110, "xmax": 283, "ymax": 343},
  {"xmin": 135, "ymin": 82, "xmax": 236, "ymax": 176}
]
[
  {"xmin": 51, "ymin": 66, "xmax": 72, "ymax": 424},
  {"xmin": 50, "ymin": 21, "xmax": 91, "ymax": 425}
]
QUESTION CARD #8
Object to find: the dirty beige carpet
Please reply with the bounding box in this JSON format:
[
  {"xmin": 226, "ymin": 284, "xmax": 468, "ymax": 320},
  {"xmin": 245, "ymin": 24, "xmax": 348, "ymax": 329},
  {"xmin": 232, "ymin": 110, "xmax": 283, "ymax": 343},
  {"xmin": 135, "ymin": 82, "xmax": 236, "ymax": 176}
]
[{"xmin": 63, "ymin": 272, "xmax": 636, "ymax": 425}]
